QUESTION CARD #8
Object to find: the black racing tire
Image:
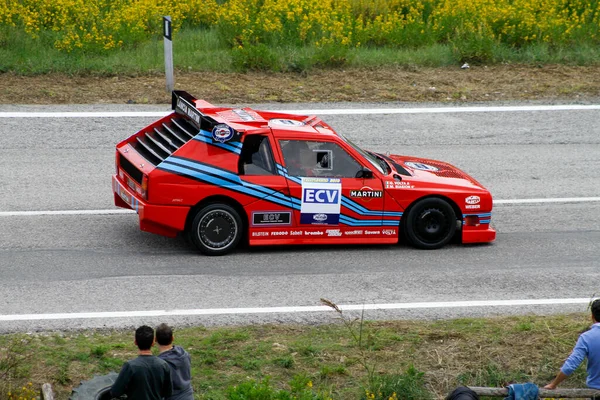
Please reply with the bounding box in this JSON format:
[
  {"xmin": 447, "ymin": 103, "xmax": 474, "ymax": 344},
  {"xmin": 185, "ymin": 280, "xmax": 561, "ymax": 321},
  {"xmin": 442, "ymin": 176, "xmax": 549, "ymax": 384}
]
[
  {"xmin": 189, "ymin": 203, "xmax": 243, "ymax": 256},
  {"xmin": 403, "ymin": 197, "xmax": 457, "ymax": 250},
  {"xmin": 70, "ymin": 372, "xmax": 121, "ymax": 400}
]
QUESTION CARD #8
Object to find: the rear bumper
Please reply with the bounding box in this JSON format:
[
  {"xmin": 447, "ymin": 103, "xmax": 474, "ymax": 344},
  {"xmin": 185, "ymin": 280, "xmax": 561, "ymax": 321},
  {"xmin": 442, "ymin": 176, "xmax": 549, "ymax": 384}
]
[
  {"xmin": 462, "ymin": 226, "xmax": 496, "ymax": 244},
  {"xmin": 112, "ymin": 175, "xmax": 189, "ymax": 238}
]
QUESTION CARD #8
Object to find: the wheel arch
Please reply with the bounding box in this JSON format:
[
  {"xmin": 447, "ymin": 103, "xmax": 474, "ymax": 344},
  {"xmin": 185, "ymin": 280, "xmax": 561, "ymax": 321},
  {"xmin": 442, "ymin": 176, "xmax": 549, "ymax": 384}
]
[
  {"xmin": 185, "ymin": 196, "xmax": 249, "ymax": 238},
  {"xmin": 401, "ymin": 194, "xmax": 462, "ymax": 228}
]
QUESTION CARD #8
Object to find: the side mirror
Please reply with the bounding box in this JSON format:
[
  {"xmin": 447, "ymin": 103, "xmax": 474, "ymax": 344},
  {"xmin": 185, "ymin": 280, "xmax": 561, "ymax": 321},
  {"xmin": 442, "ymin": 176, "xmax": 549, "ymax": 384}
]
[{"xmin": 355, "ymin": 167, "xmax": 373, "ymax": 179}]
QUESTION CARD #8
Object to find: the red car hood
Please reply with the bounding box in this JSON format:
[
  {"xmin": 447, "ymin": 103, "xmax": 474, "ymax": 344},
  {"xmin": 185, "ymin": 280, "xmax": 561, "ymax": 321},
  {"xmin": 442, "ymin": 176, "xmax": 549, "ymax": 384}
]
[{"xmin": 387, "ymin": 155, "xmax": 484, "ymax": 189}]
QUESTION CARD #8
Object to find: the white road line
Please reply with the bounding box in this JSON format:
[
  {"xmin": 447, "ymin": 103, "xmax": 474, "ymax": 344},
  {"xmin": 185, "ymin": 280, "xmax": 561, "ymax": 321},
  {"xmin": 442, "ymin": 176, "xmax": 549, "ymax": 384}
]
[
  {"xmin": 0, "ymin": 209, "xmax": 134, "ymax": 216},
  {"xmin": 494, "ymin": 197, "xmax": 600, "ymax": 204},
  {"xmin": 1, "ymin": 197, "xmax": 599, "ymax": 217},
  {"xmin": 0, "ymin": 111, "xmax": 168, "ymax": 118},
  {"xmin": 0, "ymin": 298, "xmax": 590, "ymax": 321},
  {"xmin": 1, "ymin": 104, "xmax": 600, "ymax": 118}
]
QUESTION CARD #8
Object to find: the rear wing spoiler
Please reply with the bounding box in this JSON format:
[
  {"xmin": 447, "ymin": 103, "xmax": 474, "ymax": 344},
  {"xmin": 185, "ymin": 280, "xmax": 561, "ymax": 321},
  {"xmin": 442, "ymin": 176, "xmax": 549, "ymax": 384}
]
[
  {"xmin": 171, "ymin": 90, "xmax": 216, "ymax": 131},
  {"xmin": 171, "ymin": 90, "xmax": 242, "ymax": 144}
]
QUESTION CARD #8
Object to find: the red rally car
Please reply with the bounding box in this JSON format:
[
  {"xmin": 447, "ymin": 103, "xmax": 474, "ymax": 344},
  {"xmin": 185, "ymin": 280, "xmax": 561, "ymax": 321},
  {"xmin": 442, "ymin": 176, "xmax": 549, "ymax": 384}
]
[{"xmin": 112, "ymin": 91, "xmax": 496, "ymax": 255}]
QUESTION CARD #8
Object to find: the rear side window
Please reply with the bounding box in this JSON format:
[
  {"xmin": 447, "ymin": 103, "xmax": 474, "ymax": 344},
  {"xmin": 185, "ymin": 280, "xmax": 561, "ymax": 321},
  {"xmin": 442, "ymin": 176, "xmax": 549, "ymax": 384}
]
[{"xmin": 239, "ymin": 135, "xmax": 276, "ymax": 175}]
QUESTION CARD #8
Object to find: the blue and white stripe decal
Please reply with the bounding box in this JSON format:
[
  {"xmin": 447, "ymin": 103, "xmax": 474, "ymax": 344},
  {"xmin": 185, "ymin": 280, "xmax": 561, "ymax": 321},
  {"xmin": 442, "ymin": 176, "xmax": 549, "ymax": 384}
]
[
  {"xmin": 342, "ymin": 197, "xmax": 403, "ymax": 218},
  {"xmin": 463, "ymin": 212, "xmax": 492, "ymax": 225},
  {"xmin": 340, "ymin": 215, "xmax": 399, "ymax": 227},
  {"xmin": 160, "ymin": 157, "xmax": 297, "ymax": 209},
  {"xmin": 276, "ymin": 163, "xmax": 403, "ymax": 220},
  {"xmin": 161, "ymin": 158, "xmax": 399, "ymax": 227},
  {"xmin": 276, "ymin": 164, "xmax": 301, "ymax": 184},
  {"xmin": 193, "ymin": 129, "xmax": 242, "ymax": 154}
]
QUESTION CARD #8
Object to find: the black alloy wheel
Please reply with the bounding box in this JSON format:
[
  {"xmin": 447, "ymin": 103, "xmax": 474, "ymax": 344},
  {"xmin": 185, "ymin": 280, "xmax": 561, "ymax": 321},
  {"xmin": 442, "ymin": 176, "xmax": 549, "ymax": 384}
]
[
  {"xmin": 190, "ymin": 204, "xmax": 243, "ymax": 256},
  {"xmin": 404, "ymin": 197, "xmax": 457, "ymax": 249}
]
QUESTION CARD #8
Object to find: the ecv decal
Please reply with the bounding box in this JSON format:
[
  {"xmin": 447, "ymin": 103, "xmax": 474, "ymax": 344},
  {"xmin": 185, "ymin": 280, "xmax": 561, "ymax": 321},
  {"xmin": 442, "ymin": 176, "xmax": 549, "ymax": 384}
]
[{"xmin": 300, "ymin": 178, "xmax": 341, "ymax": 225}]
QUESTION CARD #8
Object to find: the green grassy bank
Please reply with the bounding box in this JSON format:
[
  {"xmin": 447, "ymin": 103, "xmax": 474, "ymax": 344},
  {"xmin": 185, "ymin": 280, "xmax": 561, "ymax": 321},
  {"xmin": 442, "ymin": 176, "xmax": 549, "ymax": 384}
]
[
  {"xmin": 1, "ymin": 28, "xmax": 600, "ymax": 76},
  {"xmin": 0, "ymin": 313, "xmax": 593, "ymax": 399}
]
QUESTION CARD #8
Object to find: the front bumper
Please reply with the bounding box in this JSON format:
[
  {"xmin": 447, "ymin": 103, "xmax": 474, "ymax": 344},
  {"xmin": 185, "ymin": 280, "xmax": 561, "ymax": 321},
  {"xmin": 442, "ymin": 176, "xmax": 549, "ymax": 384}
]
[
  {"xmin": 462, "ymin": 226, "xmax": 496, "ymax": 244},
  {"xmin": 112, "ymin": 175, "xmax": 189, "ymax": 238}
]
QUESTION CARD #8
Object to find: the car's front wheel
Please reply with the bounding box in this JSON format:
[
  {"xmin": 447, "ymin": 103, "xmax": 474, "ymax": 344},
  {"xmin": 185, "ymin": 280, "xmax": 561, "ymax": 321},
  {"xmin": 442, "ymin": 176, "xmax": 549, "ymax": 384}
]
[
  {"xmin": 189, "ymin": 204, "xmax": 243, "ymax": 256},
  {"xmin": 403, "ymin": 197, "xmax": 457, "ymax": 250}
]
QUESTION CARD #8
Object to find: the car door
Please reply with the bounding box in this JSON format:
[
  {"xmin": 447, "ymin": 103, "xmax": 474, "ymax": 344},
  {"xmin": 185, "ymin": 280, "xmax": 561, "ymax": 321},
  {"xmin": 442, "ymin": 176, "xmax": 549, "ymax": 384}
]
[
  {"xmin": 277, "ymin": 139, "xmax": 385, "ymax": 233},
  {"xmin": 239, "ymin": 134, "xmax": 296, "ymax": 234}
]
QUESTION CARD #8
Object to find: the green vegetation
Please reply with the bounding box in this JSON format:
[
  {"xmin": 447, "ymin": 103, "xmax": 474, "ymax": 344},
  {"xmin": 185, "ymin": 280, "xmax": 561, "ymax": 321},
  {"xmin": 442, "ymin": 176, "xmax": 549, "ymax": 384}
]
[
  {"xmin": 1, "ymin": 0, "xmax": 600, "ymax": 75},
  {"xmin": 2, "ymin": 27, "xmax": 600, "ymax": 75},
  {"xmin": 0, "ymin": 313, "xmax": 593, "ymax": 399}
]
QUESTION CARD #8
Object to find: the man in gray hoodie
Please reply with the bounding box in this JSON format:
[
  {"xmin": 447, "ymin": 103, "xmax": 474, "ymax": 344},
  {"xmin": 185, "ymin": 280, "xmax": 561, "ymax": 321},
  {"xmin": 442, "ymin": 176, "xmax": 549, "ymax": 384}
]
[{"xmin": 156, "ymin": 323, "xmax": 194, "ymax": 400}]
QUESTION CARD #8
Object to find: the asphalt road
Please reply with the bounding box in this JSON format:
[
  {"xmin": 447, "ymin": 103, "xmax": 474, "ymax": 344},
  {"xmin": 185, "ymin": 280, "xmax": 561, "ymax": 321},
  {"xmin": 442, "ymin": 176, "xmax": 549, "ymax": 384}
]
[{"xmin": 0, "ymin": 102, "xmax": 599, "ymax": 333}]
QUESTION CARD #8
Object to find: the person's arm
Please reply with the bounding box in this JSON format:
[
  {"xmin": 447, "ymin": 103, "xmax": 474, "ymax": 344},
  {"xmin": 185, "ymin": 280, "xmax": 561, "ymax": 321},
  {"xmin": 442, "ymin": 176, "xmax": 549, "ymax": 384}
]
[
  {"xmin": 545, "ymin": 336, "xmax": 588, "ymax": 389},
  {"xmin": 162, "ymin": 365, "xmax": 173, "ymax": 397},
  {"xmin": 110, "ymin": 362, "xmax": 131, "ymax": 397},
  {"xmin": 544, "ymin": 371, "xmax": 569, "ymax": 389}
]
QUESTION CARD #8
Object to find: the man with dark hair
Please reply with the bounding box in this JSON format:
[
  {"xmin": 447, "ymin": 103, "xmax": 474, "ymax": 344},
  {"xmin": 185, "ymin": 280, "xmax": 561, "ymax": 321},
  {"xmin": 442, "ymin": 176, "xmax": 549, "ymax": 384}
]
[
  {"xmin": 156, "ymin": 323, "xmax": 194, "ymax": 400},
  {"xmin": 544, "ymin": 299, "xmax": 600, "ymax": 390},
  {"xmin": 110, "ymin": 325, "xmax": 173, "ymax": 400}
]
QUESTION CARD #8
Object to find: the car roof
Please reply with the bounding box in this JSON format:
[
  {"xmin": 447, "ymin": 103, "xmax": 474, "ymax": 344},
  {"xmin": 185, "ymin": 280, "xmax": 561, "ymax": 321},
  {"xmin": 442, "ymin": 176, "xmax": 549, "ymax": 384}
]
[
  {"xmin": 172, "ymin": 90, "xmax": 340, "ymax": 140},
  {"xmin": 197, "ymin": 103, "xmax": 339, "ymax": 139}
]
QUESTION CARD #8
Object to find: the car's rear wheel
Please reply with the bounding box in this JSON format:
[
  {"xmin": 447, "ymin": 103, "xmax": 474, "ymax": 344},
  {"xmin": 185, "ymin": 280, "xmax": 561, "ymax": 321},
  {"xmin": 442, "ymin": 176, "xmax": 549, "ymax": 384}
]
[
  {"xmin": 190, "ymin": 204, "xmax": 243, "ymax": 256},
  {"xmin": 403, "ymin": 197, "xmax": 457, "ymax": 250}
]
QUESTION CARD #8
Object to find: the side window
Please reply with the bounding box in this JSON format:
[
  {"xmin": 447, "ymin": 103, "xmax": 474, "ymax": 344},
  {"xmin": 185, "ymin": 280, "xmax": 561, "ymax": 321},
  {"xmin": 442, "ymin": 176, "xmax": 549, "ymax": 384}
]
[
  {"xmin": 279, "ymin": 140, "xmax": 362, "ymax": 178},
  {"xmin": 239, "ymin": 135, "xmax": 276, "ymax": 175}
]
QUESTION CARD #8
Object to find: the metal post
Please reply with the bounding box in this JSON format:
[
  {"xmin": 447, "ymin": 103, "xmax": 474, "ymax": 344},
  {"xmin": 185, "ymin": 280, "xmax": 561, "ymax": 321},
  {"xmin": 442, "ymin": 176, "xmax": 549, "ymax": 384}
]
[{"xmin": 163, "ymin": 16, "xmax": 174, "ymax": 93}]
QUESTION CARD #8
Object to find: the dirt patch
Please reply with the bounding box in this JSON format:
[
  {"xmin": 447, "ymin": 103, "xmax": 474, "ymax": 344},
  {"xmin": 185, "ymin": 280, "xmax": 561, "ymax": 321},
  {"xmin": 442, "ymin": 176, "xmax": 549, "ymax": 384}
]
[{"xmin": 2, "ymin": 64, "xmax": 600, "ymax": 104}]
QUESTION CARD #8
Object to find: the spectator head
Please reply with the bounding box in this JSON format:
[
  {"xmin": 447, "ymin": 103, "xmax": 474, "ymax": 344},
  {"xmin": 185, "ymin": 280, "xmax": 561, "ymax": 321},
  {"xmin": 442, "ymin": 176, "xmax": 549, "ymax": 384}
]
[
  {"xmin": 135, "ymin": 325, "xmax": 155, "ymax": 350},
  {"xmin": 591, "ymin": 299, "xmax": 600, "ymax": 323},
  {"xmin": 156, "ymin": 323, "xmax": 174, "ymax": 346}
]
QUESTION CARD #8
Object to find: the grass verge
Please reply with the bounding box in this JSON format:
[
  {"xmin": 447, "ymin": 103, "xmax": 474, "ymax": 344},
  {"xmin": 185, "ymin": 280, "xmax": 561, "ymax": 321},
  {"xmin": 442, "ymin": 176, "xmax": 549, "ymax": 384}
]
[
  {"xmin": 1, "ymin": 28, "xmax": 600, "ymax": 76},
  {"xmin": 0, "ymin": 313, "xmax": 593, "ymax": 399}
]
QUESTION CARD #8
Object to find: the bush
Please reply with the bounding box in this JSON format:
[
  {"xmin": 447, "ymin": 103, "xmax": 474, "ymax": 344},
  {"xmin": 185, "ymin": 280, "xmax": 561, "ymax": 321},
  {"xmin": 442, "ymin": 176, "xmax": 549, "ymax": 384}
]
[
  {"xmin": 0, "ymin": 337, "xmax": 33, "ymax": 399},
  {"xmin": 231, "ymin": 44, "xmax": 280, "ymax": 72},
  {"xmin": 363, "ymin": 366, "xmax": 432, "ymax": 400},
  {"xmin": 312, "ymin": 44, "xmax": 353, "ymax": 68},
  {"xmin": 226, "ymin": 377, "xmax": 330, "ymax": 400},
  {"xmin": 450, "ymin": 25, "xmax": 498, "ymax": 64}
]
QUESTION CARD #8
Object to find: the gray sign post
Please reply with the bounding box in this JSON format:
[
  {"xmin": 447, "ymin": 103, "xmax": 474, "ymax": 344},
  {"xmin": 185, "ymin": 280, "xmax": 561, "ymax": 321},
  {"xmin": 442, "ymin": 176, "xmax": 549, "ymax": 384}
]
[{"xmin": 163, "ymin": 16, "xmax": 174, "ymax": 93}]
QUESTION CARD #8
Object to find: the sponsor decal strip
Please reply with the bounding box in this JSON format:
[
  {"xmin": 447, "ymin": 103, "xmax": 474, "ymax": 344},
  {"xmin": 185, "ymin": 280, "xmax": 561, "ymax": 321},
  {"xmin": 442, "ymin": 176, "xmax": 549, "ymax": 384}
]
[{"xmin": 0, "ymin": 298, "xmax": 591, "ymax": 321}]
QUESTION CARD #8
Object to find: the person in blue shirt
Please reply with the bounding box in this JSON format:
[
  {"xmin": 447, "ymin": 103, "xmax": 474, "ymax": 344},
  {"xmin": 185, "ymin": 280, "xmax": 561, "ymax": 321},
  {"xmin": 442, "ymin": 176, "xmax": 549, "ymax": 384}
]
[
  {"xmin": 156, "ymin": 323, "xmax": 194, "ymax": 400},
  {"xmin": 544, "ymin": 299, "xmax": 600, "ymax": 390}
]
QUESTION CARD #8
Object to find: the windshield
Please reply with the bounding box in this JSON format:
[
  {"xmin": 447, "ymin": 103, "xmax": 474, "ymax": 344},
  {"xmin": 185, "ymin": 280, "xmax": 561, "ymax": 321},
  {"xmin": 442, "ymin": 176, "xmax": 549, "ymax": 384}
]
[{"xmin": 339, "ymin": 133, "xmax": 387, "ymax": 174}]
